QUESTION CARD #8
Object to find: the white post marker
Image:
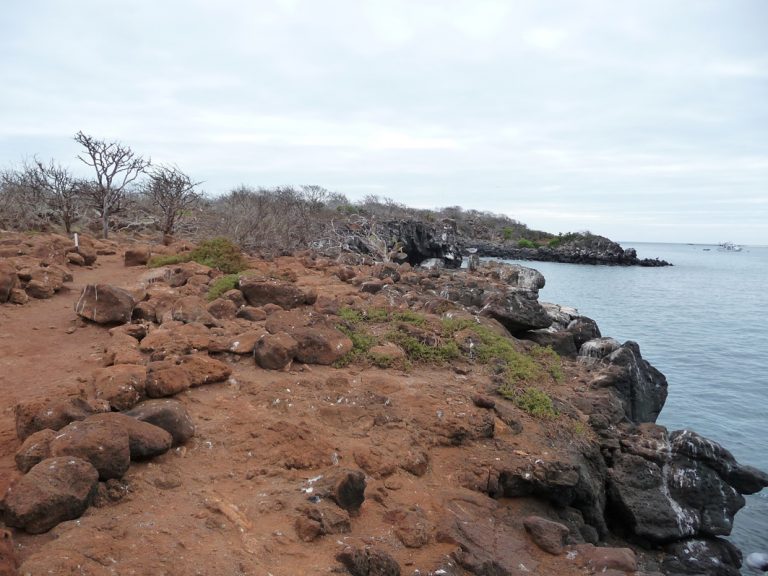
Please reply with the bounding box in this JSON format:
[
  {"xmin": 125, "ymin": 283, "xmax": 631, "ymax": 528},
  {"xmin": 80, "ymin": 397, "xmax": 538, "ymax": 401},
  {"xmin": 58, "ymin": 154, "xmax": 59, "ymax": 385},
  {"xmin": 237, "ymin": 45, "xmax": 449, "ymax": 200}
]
[{"xmin": 74, "ymin": 233, "xmax": 79, "ymax": 248}]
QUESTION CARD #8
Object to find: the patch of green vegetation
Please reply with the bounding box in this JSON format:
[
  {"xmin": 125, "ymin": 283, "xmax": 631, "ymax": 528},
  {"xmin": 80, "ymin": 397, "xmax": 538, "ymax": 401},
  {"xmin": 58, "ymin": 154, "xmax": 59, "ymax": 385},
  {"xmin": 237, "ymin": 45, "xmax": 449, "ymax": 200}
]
[
  {"xmin": 188, "ymin": 238, "xmax": 248, "ymax": 274},
  {"xmin": 530, "ymin": 345, "xmax": 565, "ymax": 383},
  {"xmin": 391, "ymin": 310, "xmax": 427, "ymax": 326},
  {"xmin": 517, "ymin": 238, "xmax": 537, "ymax": 249},
  {"xmin": 338, "ymin": 306, "xmax": 364, "ymax": 324},
  {"xmin": 147, "ymin": 253, "xmax": 191, "ymax": 268},
  {"xmin": 547, "ymin": 232, "xmax": 582, "ymax": 249},
  {"xmin": 364, "ymin": 307, "xmax": 389, "ymax": 323},
  {"xmin": 333, "ymin": 322, "xmax": 379, "ymax": 368},
  {"xmin": 502, "ymin": 227, "xmax": 514, "ymax": 241},
  {"xmin": 207, "ymin": 274, "xmax": 240, "ymax": 301},
  {"xmin": 499, "ymin": 385, "xmax": 558, "ymax": 419},
  {"xmin": 385, "ymin": 330, "xmax": 460, "ymax": 364},
  {"xmin": 369, "ymin": 352, "xmax": 395, "ymax": 369}
]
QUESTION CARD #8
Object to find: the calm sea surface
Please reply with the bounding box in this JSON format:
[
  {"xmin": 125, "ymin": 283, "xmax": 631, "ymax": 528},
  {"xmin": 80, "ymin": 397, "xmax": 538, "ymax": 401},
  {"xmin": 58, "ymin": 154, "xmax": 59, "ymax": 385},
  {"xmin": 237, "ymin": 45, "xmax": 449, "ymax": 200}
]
[{"xmin": 504, "ymin": 243, "xmax": 767, "ymax": 560}]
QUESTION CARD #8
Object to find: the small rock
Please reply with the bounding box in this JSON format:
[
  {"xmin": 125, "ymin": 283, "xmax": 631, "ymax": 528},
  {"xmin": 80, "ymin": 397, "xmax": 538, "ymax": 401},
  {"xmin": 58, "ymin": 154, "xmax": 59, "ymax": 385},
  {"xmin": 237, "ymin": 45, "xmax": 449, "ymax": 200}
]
[
  {"xmin": 292, "ymin": 326, "xmax": 353, "ymax": 365},
  {"xmin": 0, "ymin": 528, "xmax": 19, "ymax": 576},
  {"xmin": 206, "ymin": 298, "xmax": 237, "ymax": 320},
  {"xmin": 295, "ymin": 502, "xmax": 351, "ymax": 542},
  {"xmin": 3, "ymin": 457, "xmax": 99, "ymax": 534},
  {"xmin": 523, "ymin": 515, "xmax": 570, "ymax": 555},
  {"xmin": 571, "ymin": 544, "xmax": 637, "ymax": 573},
  {"xmin": 236, "ymin": 305, "xmax": 267, "ymax": 321},
  {"xmin": 254, "ymin": 332, "xmax": 298, "ymax": 370},
  {"xmin": 177, "ymin": 354, "xmax": 232, "ymax": 386},
  {"xmin": 145, "ymin": 362, "xmax": 192, "ymax": 398},
  {"xmin": 384, "ymin": 507, "xmax": 431, "ymax": 548},
  {"xmin": 15, "ymin": 429, "xmax": 56, "ymax": 473}
]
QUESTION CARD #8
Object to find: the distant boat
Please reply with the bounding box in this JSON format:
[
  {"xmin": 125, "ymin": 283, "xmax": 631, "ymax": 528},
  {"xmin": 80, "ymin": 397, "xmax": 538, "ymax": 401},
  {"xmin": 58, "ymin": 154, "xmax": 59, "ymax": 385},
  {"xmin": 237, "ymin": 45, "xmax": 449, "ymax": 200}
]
[
  {"xmin": 718, "ymin": 242, "xmax": 743, "ymax": 252},
  {"xmin": 702, "ymin": 248, "xmax": 711, "ymax": 251}
]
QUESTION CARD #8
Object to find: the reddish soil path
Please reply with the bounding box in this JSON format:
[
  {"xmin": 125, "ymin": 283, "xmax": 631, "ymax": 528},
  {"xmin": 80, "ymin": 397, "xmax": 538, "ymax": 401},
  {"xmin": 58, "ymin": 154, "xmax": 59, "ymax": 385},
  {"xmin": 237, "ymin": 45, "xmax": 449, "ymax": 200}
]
[{"xmin": 0, "ymin": 254, "xmax": 138, "ymax": 493}]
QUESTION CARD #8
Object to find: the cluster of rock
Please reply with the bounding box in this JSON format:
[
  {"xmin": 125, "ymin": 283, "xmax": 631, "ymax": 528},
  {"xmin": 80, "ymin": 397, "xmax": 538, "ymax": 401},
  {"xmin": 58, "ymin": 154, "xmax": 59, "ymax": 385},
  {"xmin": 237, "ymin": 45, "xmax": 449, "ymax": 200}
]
[
  {"xmin": 472, "ymin": 234, "xmax": 671, "ymax": 266},
  {"xmin": 0, "ymin": 232, "xmax": 102, "ymax": 305},
  {"xmin": 524, "ymin": 304, "xmax": 767, "ymax": 575}
]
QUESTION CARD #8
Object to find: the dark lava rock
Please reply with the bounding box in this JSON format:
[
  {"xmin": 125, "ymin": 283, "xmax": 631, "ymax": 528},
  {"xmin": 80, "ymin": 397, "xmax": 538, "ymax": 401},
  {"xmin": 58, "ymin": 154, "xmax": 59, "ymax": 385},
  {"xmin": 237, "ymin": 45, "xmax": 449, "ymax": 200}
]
[
  {"xmin": 580, "ymin": 338, "xmax": 667, "ymax": 424},
  {"xmin": 125, "ymin": 399, "xmax": 195, "ymax": 445},
  {"xmin": 336, "ymin": 546, "xmax": 401, "ymax": 576},
  {"xmin": 316, "ymin": 469, "xmax": 366, "ymax": 513},
  {"xmin": 2, "ymin": 456, "xmax": 99, "ymax": 533},
  {"xmin": 662, "ymin": 538, "xmax": 742, "ymax": 576}
]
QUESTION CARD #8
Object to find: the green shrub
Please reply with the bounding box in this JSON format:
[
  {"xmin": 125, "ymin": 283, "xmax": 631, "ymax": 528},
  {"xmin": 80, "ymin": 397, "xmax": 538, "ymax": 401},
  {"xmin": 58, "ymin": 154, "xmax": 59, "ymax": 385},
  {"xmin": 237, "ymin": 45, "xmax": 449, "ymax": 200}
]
[
  {"xmin": 392, "ymin": 310, "xmax": 427, "ymax": 326},
  {"xmin": 207, "ymin": 274, "xmax": 240, "ymax": 301},
  {"xmin": 530, "ymin": 345, "xmax": 565, "ymax": 383},
  {"xmin": 189, "ymin": 238, "xmax": 248, "ymax": 274},
  {"xmin": 147, "ymin": 253, "xmax": 191, "ymax": 268},
  {"xmin": 502, "ymin": 227, "xmax": 514, "ymax": 241},
  {"xmin": 517, "ymin": 238, "xmax": 536, "ymax": 249},
  {"xmin": 499, "ymin": 385, "xmax": 558, "ymax": 419},
  {"xmin": 385, "ymin": 330, "xmax": 459, "ymax": 363}
]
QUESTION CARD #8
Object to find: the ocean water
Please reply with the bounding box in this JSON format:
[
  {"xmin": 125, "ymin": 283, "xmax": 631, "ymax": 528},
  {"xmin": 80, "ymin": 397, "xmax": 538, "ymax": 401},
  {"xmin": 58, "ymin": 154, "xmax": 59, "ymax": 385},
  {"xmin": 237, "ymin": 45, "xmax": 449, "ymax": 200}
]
[{"xmin": 504, "ymin": 243, "xmax": 767, "ymax": 560}]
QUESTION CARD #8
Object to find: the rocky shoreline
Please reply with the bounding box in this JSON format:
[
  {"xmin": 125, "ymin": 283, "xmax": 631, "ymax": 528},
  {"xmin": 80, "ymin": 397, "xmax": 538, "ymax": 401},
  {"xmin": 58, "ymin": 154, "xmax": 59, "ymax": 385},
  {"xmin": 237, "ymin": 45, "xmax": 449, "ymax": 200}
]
[
  {"xmin": 0, "ymin": 231, "xmax": 762, "ymax": 575},
  {"xmin": 338, "ymin": 219, "xmax": 672, "ymax": 268}
]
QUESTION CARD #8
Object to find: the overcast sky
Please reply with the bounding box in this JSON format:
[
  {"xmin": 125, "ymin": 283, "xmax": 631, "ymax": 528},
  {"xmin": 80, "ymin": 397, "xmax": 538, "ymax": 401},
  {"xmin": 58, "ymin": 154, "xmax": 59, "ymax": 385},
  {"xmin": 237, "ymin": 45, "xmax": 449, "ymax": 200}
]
[{"xmin": 1, "ymin": 1, "xmax": 766, "ymax": 244}]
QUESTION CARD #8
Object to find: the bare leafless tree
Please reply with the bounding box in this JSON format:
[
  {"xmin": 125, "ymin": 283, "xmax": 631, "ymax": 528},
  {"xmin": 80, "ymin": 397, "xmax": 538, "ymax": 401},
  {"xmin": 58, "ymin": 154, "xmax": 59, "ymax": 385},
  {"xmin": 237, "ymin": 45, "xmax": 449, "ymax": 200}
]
[
  {"xmin": 22, "ymin": 158, "xmax": 84, "ymax": 233},
  {"xmin": 74, "ymin": 131, "xmax": 150, "ymax": 238},
  {"xmin": 143, "ymin": 165, "xmax": 202, "ymax": 242}
]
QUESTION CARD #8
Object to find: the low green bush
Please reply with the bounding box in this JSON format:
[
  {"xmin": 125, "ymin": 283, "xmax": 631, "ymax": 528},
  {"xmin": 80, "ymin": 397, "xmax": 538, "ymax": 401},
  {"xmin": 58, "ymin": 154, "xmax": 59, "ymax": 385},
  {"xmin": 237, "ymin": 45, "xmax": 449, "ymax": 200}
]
[
  {"xmin": 517, "ymin": 238, "xmax": 537, "ymax": 249},
  {"xmin": 188, "ymin": 238, "xmax": 248, "ymax": 274},
  {"xmin": 498, "ymin": 385, "xmax": 558, "ymax": 419},
  {"xmin": 207, "ymin": 274, "xmax": 240, "ymax": 301},
  {"xmin": 147, "ymin": 253, "xmax": 191, "ymax": 268}
]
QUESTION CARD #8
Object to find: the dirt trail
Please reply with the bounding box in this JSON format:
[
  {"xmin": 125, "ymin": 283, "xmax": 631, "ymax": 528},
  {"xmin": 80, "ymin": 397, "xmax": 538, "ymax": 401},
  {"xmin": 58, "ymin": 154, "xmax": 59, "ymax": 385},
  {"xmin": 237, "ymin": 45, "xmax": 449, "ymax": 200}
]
[{"xmin": 0, "ymin": 255, "xmax": 137, "ymax": 492}]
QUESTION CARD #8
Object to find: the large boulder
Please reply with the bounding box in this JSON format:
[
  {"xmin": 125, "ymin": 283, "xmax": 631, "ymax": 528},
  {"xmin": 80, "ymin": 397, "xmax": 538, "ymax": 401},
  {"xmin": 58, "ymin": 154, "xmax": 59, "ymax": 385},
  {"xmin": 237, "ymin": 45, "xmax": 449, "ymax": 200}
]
[
  {"xmin": 238, "ymin": 276, "xmax": 316, "ymax": 310},
  {"xmin": 580, "ymin": 338, "xmax": 667, "ymax": 423},
  {"xmin": 49, "ymin": 419, "xmax": 131, "ymax": 480},
  {"xmin": 74, "ymin": 284, "xmax": 135, "ymax": 324},
  {"xmin": 124, "ymin": 245, "xmax": 150, "ymax": 267},
  {"xmin": 22, "ymin": 266, "xmax": 67, "ymax": 299},
  {"xmin": 480, "ymin": 292, "xmax": 552, "ymax": 335},
  {"xmin": 607, "ymin": 426, "xmax": 767, "ymax": 547},
  {"xmin": 125, "ymin": 399, "xmax": 195, "ymax": 445},
  {"xmin": 2, "ymin": 457, "xmax": 99, "ymax": 533}
]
